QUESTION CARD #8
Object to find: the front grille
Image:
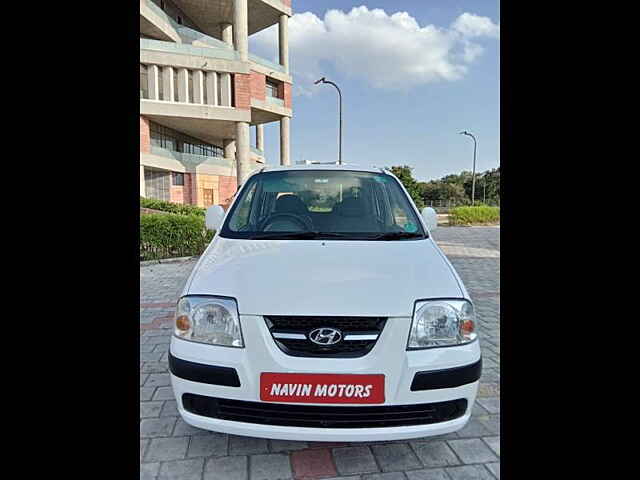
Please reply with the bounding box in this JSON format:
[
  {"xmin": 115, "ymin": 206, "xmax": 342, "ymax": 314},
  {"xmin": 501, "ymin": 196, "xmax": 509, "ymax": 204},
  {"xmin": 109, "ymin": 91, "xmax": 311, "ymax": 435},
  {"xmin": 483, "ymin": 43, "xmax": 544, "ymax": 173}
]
[
  {"xmin": 264, "ymin": 316, "xmax": 387, "ymax": 358},
  {"xmin": 182, "ymin": 394, "xmax": 467, "ymax": 429}
]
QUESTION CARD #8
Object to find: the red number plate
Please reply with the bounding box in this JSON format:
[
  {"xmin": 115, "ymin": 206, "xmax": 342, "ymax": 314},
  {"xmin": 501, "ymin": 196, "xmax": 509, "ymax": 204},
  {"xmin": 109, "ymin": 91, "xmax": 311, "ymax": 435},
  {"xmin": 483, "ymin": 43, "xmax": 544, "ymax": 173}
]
[{"xmin": 260, "ymin": 373, "xmax": 385, "ymax": 404}]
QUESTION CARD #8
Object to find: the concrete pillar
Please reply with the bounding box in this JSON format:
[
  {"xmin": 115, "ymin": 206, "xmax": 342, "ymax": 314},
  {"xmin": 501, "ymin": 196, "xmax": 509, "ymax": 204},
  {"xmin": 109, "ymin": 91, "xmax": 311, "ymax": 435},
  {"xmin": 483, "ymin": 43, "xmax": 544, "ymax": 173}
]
[
  {"xmin": 236, "ymin": 122, "xmax": 251, "ymax": 186},
  {"xmin": 205, "ymin": 71, "xmax": 218, "ymax": 105},
  {"xmin": 223, "ymin": 139, "xmax": 236, "ymax": 159},
  {"xmin": 177, "ymin": 68, "xmax": 189, "ymax": 103},
  {"xmin": 279, "ymin": 14, "xmax": 289, "ymax": 74},
  {"xmin": 193, "ymin": 70, "xmax": 204, "ymax": 104},
  {"xmin": 280, "ymin": 117, "xmax": 290, "ymax": 165},
  {"xmin": 221, "ymin": 22, "xmax": 233, "ymax": 46},
  {"xmin": 220, "ymin": 73, "xmax": 232, "ymax": 107},
  {"xmin": 162, "ymin": 66, "xmax": 174, "ymax": 102},
  {"xmin": 256, "ymin": 124, "xmax": 265, "ymax": 151},
  {"xmin": 148, "ymin": 65, "xmax": 160, "ymax": 100},
  {"xmin": 140, "ymin": 165, "xmax": 146, "ymax": 197},
  {"xmin": 233, "ymin": 0, "xmax": 248, "ymax": 62}
]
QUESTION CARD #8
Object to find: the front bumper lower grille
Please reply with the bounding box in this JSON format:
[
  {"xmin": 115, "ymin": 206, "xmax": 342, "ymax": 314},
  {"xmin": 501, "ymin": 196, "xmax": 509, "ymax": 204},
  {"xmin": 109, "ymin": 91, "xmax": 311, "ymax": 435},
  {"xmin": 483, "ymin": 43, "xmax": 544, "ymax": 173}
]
[
  {"xmin": 182, "ymin": 394, "xmax": 468, "ymax": 429},
  {"xmin": 264, "ymin": 316, "xmax": 387, "ymax": 358}
]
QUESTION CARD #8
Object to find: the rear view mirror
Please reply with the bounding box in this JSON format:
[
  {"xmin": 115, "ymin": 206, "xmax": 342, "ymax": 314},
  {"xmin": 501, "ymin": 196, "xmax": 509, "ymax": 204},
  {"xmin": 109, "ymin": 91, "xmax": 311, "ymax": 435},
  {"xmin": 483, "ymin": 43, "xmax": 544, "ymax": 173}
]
[
  {"xmin": 421, "ymin": 207, "xmax": 438, "ymax": 232},
  {"xmin": 205, "ymin": 205, "xmax": 225, "ymax": 231}
]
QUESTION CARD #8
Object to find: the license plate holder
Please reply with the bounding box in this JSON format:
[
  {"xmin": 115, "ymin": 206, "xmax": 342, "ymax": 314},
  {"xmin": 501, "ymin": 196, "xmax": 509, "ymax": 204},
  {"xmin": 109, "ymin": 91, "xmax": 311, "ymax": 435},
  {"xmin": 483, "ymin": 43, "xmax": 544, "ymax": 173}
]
[{"xmin": 260, "ymin": 372, "xmax": 385, "ymax": 404}]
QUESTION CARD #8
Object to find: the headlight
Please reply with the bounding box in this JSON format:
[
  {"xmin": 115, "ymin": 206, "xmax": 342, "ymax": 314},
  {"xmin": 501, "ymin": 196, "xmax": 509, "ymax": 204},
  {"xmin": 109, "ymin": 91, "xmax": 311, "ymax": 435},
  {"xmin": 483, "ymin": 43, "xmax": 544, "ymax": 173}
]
[
  {"xmin": 174, "ymin": 296, "xmax": 244, "ymax": 348},
  {"xmin": 407, "ymin": 299, "xmax": 477, "ymax": 349}
]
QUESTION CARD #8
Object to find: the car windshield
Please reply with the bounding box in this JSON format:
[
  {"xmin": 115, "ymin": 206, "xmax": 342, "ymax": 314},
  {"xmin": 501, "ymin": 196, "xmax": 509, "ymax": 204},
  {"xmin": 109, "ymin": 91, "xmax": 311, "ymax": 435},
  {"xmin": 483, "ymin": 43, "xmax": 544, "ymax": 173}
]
[{"xmin": 220, "ymin": 170, "xmax": 427, "ymax": 240}]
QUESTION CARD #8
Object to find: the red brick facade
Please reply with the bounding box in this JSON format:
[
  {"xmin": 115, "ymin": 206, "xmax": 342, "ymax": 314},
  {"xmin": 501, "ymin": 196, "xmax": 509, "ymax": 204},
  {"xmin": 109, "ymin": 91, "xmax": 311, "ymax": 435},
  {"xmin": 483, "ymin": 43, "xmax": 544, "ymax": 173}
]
[
  {"xmin": 277, "ymin": 82, "xmax": 292, "ymax": 109},
  {"xmin": 140, "ymin": 116, "xmax": 150, "ymax": 153},
  {"xmin": 250, "ymin": 71, "xmax": 266, "ymax": 101},
  {"xmin": 219, "ymin": 175, "xmax": 238, "ymax": 209},
  {"xmin": 169, "ymin": 173, "xmax": 194, "ymax": 204},
  {"xmin": 283, "ymin": 83, "xmax": 292, "ymax": 109},
  {"xmin": 234, "ymin": 73, "xmax": 251, "ymax": 110}
]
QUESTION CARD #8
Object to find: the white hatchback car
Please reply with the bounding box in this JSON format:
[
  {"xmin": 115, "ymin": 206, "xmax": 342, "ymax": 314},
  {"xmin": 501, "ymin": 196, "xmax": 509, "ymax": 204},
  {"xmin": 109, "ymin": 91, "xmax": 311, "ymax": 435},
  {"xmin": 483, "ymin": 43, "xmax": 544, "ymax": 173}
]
[{"xmin": 169, "ymin": 165, "xmax": 481, "ymax": 441}]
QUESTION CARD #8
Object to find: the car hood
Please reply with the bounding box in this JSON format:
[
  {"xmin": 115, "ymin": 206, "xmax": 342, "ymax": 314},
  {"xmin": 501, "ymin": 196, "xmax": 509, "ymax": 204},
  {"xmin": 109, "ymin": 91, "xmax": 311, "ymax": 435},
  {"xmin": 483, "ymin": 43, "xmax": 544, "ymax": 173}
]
[{"xmin": 185, "ymin": 236, "xmax": 464, "ymax": 317}]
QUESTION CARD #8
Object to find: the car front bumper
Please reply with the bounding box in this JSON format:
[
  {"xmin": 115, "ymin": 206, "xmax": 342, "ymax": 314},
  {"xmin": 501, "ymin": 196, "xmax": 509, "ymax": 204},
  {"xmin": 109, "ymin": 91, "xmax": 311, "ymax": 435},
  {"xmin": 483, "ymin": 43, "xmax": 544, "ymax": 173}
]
[{"xmin": 169, "ymin": 314, "xmax": 481, "ymax": 442}]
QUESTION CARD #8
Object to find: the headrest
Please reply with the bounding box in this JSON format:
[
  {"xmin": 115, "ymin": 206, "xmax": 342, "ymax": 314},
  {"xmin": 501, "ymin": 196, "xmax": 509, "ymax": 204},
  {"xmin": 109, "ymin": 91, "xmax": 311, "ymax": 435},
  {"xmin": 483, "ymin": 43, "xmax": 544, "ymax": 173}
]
[
  {"xmin": 275, "ymin": 194, "xmax": 308, "ymax": 215},
  {"xmin": 335, "ymin": 197, "xmax": 366, "ymax": 217}
]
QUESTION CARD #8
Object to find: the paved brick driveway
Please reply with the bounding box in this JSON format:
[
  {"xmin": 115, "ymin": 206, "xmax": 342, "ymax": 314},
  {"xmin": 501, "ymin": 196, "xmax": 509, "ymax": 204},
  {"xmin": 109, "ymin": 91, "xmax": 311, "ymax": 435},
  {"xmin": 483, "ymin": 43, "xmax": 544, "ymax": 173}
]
[{"xmin": 140, "ymin": 227, "xmax": 500, "ymax": 480}]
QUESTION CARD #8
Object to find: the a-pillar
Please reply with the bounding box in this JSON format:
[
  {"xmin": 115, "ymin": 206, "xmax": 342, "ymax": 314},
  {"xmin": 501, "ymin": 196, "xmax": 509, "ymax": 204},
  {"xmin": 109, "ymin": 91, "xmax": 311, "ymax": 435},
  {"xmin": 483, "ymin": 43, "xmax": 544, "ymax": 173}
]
[
  {"xmin": 280, "ymin": 117, "xmax": 290, "ymax": 165},
  {"xmin": 233, "ymin": 0, "xmax": 248, "ymax": 62},
  {"xmin": 236, "ymin": 122, "xmax": 251, "ymax": 186},
  {"xmin": 279, "ymin": 14, "xmax": 289, "ymax": 74}
]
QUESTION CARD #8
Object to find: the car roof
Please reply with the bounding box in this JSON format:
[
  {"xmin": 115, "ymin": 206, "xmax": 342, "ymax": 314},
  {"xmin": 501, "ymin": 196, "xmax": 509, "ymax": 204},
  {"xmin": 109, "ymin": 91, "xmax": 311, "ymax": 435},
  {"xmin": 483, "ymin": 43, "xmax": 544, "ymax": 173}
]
[{"xmin": 257, "ymin": 163, "xmax": 392, "ymax": 174}]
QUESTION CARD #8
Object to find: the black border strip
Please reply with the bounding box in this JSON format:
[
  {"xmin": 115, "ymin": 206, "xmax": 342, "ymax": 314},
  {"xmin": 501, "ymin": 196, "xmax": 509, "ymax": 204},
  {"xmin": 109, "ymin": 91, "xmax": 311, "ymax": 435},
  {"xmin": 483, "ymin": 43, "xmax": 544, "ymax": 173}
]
[
  {"xmin": 168, "ymin": 353, "xmax": 241, "ymax": 387},
  {"xmin": 410, "ymin": 358, "xmax": 482, "ymax": 391}
]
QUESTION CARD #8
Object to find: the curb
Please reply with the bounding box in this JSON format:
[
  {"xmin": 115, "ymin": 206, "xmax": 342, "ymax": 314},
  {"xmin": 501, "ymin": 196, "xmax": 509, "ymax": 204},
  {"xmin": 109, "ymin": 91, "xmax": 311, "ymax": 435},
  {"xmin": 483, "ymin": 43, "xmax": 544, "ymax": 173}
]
[{"xmin": 140, "ymin": 256, "xmax": 199, "ymax": 266}]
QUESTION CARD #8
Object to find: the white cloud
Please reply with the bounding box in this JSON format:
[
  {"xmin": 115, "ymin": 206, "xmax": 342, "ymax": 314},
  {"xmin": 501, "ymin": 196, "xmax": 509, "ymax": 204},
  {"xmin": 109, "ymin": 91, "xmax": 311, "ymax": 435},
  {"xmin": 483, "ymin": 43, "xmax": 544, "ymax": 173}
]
[
  {"xmin": 452, "ymin": 12, "xmax": 500, "ymax": 39},
  {"xmin": 250, "ymin": 6, "xmax": 499, "ymax": 95}
]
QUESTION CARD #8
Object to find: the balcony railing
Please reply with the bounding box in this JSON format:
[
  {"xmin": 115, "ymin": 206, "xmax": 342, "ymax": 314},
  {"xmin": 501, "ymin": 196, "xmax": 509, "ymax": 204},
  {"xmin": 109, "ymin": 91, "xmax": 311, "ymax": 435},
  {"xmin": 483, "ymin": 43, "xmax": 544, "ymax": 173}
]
[
  {"xmin": 266, "ymin": 96, "xmax": 285, "ymax": 107},
  {"xmin": 140, "ymin": 38, "xmax": 240, "ymax": 62},
  {"xmin": 151, "ymin": 146, "xmax": 233, "ymax": 168},
  {"xmin": 248, "ymin": 53, "xmax": 286, "ymax": 74}
]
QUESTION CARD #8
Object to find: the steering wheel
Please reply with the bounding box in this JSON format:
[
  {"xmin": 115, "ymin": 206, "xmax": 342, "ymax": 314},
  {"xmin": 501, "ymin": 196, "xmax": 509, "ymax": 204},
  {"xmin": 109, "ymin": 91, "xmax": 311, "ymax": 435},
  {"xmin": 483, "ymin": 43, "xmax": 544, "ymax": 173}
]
[{"xmin": 259, "ymin": 213, "xmax": 313, "ymax": 232}]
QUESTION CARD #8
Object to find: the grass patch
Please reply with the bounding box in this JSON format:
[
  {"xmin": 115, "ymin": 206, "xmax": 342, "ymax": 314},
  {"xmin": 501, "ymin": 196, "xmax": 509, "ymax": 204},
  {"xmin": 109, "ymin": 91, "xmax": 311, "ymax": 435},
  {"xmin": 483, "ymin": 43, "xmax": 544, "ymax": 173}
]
[{"xmin": 449, "ymin": 205, "xmax": 500, "ymax": 226}]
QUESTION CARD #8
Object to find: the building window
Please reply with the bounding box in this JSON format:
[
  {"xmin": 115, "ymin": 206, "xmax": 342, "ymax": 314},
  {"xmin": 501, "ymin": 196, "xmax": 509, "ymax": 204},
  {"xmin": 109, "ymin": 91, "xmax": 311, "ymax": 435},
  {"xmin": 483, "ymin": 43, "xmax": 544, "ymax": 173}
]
[
  {"xmin": 172, "ymin": 172, "xmax": 184, "ymax": 186},
  {"xmin": 266, "ymin": 80, "xmax": 280, "ymax": 98},
  {"xmin": 177, "ymin": 16, "xmax": 183, "ymax": 25},
  {"xmin": 150, "ymin": 123, "xmax": 177, "ymax": 151},
  {"xmin": 140, "ymin": 64, "xmax": 148, "ymax": 99},
  {"xmin": 144, "ymin": 168, "xmax": 171, "ymax": 201}
]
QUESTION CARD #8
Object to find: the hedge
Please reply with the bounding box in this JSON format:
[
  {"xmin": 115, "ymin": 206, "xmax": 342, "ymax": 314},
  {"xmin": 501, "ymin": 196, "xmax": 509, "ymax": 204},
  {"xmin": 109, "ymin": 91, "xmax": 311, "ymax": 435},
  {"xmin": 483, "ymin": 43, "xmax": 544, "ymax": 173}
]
[
  {"xmin": 140, "ymin": 213, "xmax": 214, "ymax": 261},
  {"xmin": 140, "ymin": 197, "xmax": 206, "ymax": 217},
  {"xmin": 449, "ymin": 206, "xmax": 500, "ymax": 226}
]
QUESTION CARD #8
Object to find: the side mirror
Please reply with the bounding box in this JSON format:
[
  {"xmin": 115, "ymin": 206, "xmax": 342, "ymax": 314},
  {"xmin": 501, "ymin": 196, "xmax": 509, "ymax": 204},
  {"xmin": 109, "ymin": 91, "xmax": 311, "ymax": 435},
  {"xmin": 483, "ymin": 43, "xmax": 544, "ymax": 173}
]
[
  {"xmin": 205, "ymin": 205, "xmax": 225, "ymax": 231},
  {"xmin": 421, "ymin": 207, "xmax": 438, "ymax": 232}
]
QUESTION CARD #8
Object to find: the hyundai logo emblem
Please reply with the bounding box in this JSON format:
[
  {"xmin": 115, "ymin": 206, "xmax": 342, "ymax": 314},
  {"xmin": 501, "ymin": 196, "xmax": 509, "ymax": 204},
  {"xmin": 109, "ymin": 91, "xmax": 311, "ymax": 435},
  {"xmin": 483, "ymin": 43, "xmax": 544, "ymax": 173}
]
[{"xmin": 308, "ymin": 327, "xmax": 343, "ymax": 345}]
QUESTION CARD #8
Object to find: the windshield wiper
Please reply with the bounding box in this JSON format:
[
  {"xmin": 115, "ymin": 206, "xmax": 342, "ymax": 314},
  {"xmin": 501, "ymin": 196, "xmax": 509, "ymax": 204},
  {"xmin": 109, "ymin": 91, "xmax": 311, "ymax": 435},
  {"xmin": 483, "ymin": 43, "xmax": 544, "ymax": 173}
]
[
  {"xmin": 369, "ymin": 231, "xmax": 426, "ymax": 241},
  {"xmin": 249, "ymin": 231, "xmax": 319, "ymax": 240},
  {"xmin": 249, "ymin": 231, "xmax": 359, "ymax": 240}
]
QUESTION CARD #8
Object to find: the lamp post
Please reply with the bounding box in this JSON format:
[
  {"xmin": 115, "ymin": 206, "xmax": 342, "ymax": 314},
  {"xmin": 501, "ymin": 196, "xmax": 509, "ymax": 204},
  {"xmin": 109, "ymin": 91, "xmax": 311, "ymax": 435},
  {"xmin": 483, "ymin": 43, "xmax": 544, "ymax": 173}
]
[
  {"xmin": 314, "ymin": 77, "xmax": 342, "ymax": 165},
  {"xmin": 459, "ymin": 131, "xmax": 477, "ymax": 205}
]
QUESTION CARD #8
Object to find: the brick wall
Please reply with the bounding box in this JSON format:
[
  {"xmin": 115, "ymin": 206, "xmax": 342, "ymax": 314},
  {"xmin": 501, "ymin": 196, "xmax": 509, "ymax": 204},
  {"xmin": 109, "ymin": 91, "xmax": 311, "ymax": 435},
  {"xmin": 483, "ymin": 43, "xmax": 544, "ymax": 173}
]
[
  {"xmin": 170, "ymin": 185, "xmax": 184, "ymax": 204},
  {"xmin": 140, "ymin": 116, "xmax": 150, "ymax": 153},
  {"xmin": 283, "ymin": 83, "xmax": 292, "ymax": 109},
  {"xmin": 250, "ymin": 71, "xmax": 266, "ymax": 102},
  {"xmin": 234, "ymin": 73, "xmax": 251, "ymax": 110},
  {"xmin": 219, "ymin": 176, "xmax": 238, "ymax": 209}
]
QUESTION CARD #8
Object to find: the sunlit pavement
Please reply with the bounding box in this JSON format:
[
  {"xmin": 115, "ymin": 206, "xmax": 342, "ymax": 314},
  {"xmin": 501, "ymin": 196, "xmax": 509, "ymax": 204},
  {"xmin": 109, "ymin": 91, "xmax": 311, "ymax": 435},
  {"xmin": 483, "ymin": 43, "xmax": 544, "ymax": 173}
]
[{"xmin": 140, "ymin": 227, "xmax": 500, "ymax": 480}]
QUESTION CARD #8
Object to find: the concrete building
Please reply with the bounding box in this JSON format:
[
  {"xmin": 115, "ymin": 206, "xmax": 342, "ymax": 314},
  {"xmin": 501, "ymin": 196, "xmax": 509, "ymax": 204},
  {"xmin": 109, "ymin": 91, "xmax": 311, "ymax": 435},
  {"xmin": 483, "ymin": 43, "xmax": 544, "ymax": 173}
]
[{"xmin": 140, "ymin": 0, "xmax": 293, "ymax": 207}]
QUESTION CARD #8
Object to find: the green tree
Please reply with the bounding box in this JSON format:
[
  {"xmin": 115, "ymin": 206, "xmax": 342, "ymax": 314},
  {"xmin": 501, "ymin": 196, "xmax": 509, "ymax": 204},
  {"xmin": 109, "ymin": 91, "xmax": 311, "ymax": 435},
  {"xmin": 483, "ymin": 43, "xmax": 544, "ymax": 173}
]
[{"xmin": 390, "ymin": 165, "xmax": 425, "ymax": 209}]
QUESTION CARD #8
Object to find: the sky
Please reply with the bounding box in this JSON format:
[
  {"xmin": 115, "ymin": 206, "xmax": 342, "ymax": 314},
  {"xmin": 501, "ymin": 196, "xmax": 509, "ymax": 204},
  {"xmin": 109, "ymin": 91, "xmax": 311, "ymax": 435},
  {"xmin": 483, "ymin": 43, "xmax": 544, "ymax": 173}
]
[{"xmin": 249, "ymin": 0, "xmax": 500, "ymax": 182}]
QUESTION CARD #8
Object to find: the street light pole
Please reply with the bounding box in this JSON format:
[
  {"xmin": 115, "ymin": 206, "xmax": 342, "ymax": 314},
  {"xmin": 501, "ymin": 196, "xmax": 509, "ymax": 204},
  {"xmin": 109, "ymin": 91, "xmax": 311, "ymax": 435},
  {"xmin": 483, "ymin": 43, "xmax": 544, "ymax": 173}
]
[
  {"xmin": 315, "ymin": 77, "xmax": 342, "ymax": 165},
  {"xmin": 459, "ymin": 131, "xmax": 477, "ymax": 206}
]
